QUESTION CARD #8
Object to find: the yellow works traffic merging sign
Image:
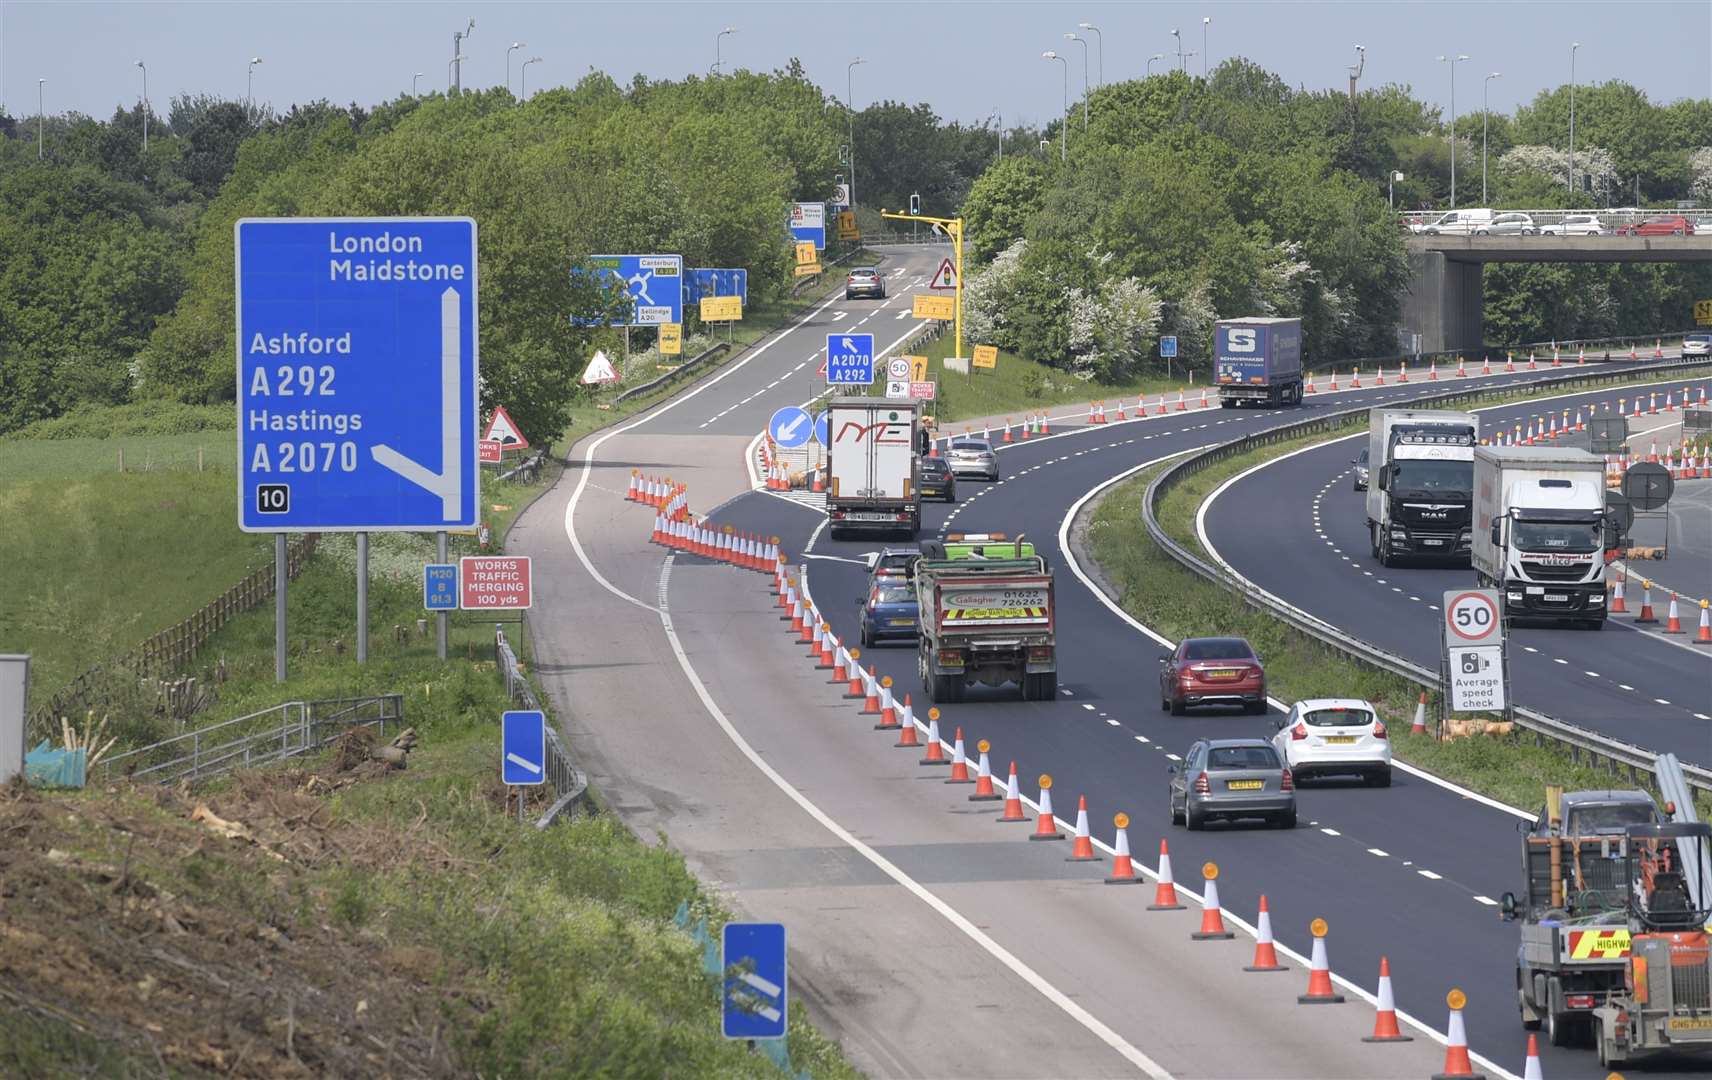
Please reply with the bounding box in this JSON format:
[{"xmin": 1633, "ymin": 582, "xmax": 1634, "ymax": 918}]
[
  {"xmin": 700, "ymin": 296, "xmax": 743, "ymax": 321},
  {"xmin": 1695, "ymin": 299, "xmax": 1712, "ymax": 325},
  {"xmin": 972, "ymin": 344, "xmax": 998, "ymax": 369},
  {"xmin": 913, "ymin": 293, "xmax": 955, "ymax": 320}
]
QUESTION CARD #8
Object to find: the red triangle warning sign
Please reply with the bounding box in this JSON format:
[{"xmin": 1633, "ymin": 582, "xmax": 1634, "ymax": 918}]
[
  {"xmin": 580, "ymin": 349, "xmax": 620, "ymax": 385},
  {"xmin": 817, "ymin": 357, "xmax": 828, "ymax": 378},
  {"xmin": 482, "ymin": 406, "xmax": 530, "ymax": 450},
  {"xmin": 929, "ymin": 258, "xmax": 957, "ymax": 290}
]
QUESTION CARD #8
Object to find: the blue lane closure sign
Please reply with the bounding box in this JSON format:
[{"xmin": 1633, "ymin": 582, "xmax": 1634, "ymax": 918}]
[
  {"xmin": 423, "ymin": 563, "xmax": 458, "ymax": 610},
  {"xmin": 812, "ymin": 410, "xmax": 830, "ymax": 447},
  {"xmin": 577, "ymin": 254, "xmax": 683, "ymax": 327},
  {"xmin": 768, "ymin": 406, "xmax": 812, "ymax": 449},
  {"xmin": 235, "ymin": 217, "xmax": 480, "ymax": 532},
  {"xmin": 826, "ymin": 333, "xmax": 876, "ymax": 385},
  {"xmin": 686, "ymin": 268, "xmax": 749, "ymax": 306},
  {"xmin": 501, "ymin": 710, "xmax": 546, "ymax": 786},
  {"xmin": 722, "ymin": 922, "xmax": 788, "ymax": 1040},
  {"xmin": 1160, "ymin": 335, "xmax": 1179, "ymax": 358}
]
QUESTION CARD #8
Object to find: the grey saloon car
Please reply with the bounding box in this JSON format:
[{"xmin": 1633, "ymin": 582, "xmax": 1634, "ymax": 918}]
[
  {"xmin": 946, "ymin": 438, "xmax": 999, "ymax": 480},
  {"xmin": 1168, "ymin": 738, "xmax": 1296, "ymax": 830}
]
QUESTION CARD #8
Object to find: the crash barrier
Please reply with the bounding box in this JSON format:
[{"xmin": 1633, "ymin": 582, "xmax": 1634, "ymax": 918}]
[
  {"xmin": 612, "ymin": 342, "xmax": 731, "ymax": 405},
  {"xmin": 1141, "ymin": 355, "xmax": 1712, "ymax": 795},
  {"xmin": 92, "ymin": 694, "xmax": 404, "ymax": 787},
  {"xmin": 494, "ymin": 627, "xmax": 588, "ymax": 828}
]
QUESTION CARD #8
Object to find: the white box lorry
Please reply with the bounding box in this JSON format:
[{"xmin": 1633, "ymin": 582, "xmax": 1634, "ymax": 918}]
[
  {"xmin": 1366, "ymin": 409, "xmax": 1480, "ymax": 565},
  {"xmin": 1472, "ymin": 446, "xmax": 1611, "ymax": 628},
  {"xmin": 826, "ymin": 397, "xmax": 920, "ymax": 540}
]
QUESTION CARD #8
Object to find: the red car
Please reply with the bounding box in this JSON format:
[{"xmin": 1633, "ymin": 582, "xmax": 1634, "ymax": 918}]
[
  {"xmin": 1616, "ymin": 215, "xmax": 1695, "ymax": 236},
  {"xmin": 1159, "ymin": 636, "xmax": 1268, "ymax": 716}
]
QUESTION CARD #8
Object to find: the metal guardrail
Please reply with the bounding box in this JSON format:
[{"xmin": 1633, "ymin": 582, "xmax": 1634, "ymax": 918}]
[
  {"xmin": 1300, "ymin": 331, "xmax": 1702, "ymax": 380},
  {"xmin": 612, "ymin": 342, "xmax": 731, "ymax": 404},
  {"xmin": 498, "ymin": 447, "xmax": 548, "ymax": 484},
  {"xmin": 95, "ymin": 693, "xmax": 404, "ymax": 786},
  {"xmin": 1139, "ymin": 357, "xmax": 1712, "ymax": 796},
  {"xmin": 495, "ymin": 626, "xmax": 587, "ymax": 826}
]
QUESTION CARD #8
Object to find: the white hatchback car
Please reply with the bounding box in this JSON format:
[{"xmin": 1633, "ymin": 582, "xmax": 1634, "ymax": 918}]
[{"xmin": 1270, "ymin": 698, "xmax": 1392, "ymax": 787}]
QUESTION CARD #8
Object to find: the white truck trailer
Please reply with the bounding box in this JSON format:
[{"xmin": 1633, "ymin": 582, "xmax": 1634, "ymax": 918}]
[
  {"xmin": 1472, "ymin": 446, "xmax": 1611, "ymax": 628},
  {"xmin": 826, "ymin": 398, "xmax": 921, "ymax": 540}
]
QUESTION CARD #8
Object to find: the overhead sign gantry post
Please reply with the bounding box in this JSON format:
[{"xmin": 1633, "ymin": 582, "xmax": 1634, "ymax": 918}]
[{"xmin": 880, "ymin": 207, "xmax": 964, "ymax": 362}]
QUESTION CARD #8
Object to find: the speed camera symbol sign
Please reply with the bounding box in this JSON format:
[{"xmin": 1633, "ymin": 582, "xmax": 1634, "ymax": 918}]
[{"xmin": 1443, "ymin": 589, "xmax": 1502, "ymax": 645}]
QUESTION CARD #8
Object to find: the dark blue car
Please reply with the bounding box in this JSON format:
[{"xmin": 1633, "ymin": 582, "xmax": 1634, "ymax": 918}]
[{"xmin": 859, "ymin": 580, "xmax": 919, "ymax": 647}]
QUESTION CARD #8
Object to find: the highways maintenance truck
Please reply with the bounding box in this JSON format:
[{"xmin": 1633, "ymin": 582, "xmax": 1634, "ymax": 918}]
[{"xmin": 914, "ymin": 533, "xmax": 1056, "ymax": 703}]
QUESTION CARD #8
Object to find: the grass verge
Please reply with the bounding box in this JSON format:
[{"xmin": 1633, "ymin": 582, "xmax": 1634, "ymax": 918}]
[
  {"xmin": 918, "ymin": 334, "xmax": 1195, "ymax": 426},
  {"xmin": 1083, "ymin": 366, "xmax": 1712, "ymax": 816}
]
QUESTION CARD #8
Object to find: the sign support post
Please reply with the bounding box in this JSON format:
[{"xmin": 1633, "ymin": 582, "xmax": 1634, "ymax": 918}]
[
  {"xmin": 881, "ymin": 208, "xmax": 963, "ymax": 358},
  {"xmin": 437, "ymin": 532, "xmax": 449, "ymax": 660},
  {"xmin": 275, "ymin": 535, "xmax": 288, "ymax": 683},
  {"xmin": 356, "ymin": 532, "xmax": 369, "ymax": 664}
]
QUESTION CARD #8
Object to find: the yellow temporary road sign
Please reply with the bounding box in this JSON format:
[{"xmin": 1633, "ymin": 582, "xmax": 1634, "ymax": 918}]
[
  {"xmin": 904, "ymin": 354, "xmax": 929, "ymax": 381},
  {"xmin": 1695, "ymin": 299, "xmax": 1712, "ymax": 325},
  {"xmin": 913, "ymin": 293, "xmax": 955, "ymax": 320},
  {"xmin": 796, "ymin": 241, "xmax": 818, "ymax": 266},
  {"xmin": 795, "ymin": 263, "xmax": 822, "ymax": 278},
  {"xmin": 700, "ymin": 295, "xmax": 743, "ymax": 321},
  {"xmin": 658, "ymin": 323, "xmax": 682, "ymax": 355},
  {"xmin": 972, "ymin": 344, "xmax": 998, "ymax": 369},
  {"xmin": 836, "ymin": 210, "xmax": 859, "ymax": 239}
]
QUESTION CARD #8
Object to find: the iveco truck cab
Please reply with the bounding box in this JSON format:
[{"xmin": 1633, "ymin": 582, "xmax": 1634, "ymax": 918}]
[{"xmin": 1472, "ymin": 446, "xmax": 1612, "ymax": 628}]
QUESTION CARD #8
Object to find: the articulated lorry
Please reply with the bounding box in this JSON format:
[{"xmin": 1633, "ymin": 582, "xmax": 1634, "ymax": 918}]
[
  {"xmin": 1472, "ymin": 446, "xmax": 1613, "ymax": 629},
  {"xmin": 1214, "ymin": 317, "xmax": 1303, "ymax": 407},
  {"xmin": 1366, "ymin": 409, "xmax": 1480, "ymax": 565},
  {"xmin": 826, "ymin": 397, "xmax": 920, "ymax": 540},
  {"xmin": 914, "ymin": 534, "xmax": 1056, "ymax": 702}
]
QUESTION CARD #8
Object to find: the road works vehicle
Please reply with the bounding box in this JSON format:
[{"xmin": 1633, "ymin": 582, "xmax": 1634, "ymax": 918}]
[
  {"xmin": 1472, "ymin": 446, "xmax": 1612, "ymax": 628},
  {"xmin": 1213, "ymin": 317, "xmax": 1303, "ymax": 407},
  {"xmin": 913, "ymin": 533, "xmax": 1055, "ymax": 702},
  {"xmin": 1502, "ymin": 788, "xmax": 1665, "ymax": 1048},
  {"xmin": 826, "ymin": 398, "xmax": 920, "ymax": 540},
  {"xmin": 1367, "ymin": 408, "xmax": 1480, "ymax": 565}
]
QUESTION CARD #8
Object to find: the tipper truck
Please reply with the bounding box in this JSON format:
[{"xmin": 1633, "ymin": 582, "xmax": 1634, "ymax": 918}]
[
  {"xmin": 914, "ymin": 534, "xmax": 1056, "ymax": 702},
  {"xmin": 1214, "ymin": 317, "xmax": 1303, "ymax": 407},
  {"xmin": 1366, "ymin": 408, "xmax": 1480, "ymax": 565},
  {"xmin": 826, "ymin": 397, "xmax": 920, "ymax": 540},
  {"xmin": 1473, "ymin": 446, "xmax": 1613, "ymax": 629}
]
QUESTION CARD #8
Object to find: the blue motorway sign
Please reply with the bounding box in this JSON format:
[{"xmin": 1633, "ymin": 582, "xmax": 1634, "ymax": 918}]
[
  {"xmin": 812, "ymin": 410, "xmax": 830, "ymax": 447},
  {"xmin": 578, "ymin": 254, "xmax": 684, "ymax": 327},
  {"xmin": 1159, "ymin": 335, "xmax": 1179, "ymax": 359},
  {"xmin": 423, "ymin": 563, "xmax": 458, "ymax": 610},
  {"xmin": 501, "ymin": 709, "xmax": 546, "ymax": 786},
  {"xmin": 722, "ymin": 922, "xmax": 788, "ymax": 1040},
  {"xmin": 789, "ymin": 202, "xmax": 827, "ymax": 251},
  {"xmin": 236, "ymin": 217, "xmax": 479, "ymax": 532},
  {"xmin": 768, "ymin": 406, "xmax": 812, "ymax": 449},
  {"xmin": 825, "ymin": 333, "xmax": 875, "ymax": 385},
  {"xmin": 685, "ymin": 268, "xmax": 749, "ymax": 307}
]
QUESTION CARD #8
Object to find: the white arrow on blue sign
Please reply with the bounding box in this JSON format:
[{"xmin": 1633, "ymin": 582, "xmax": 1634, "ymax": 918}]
[
  {"xmin": 1159, "ymin": 335, "xmax": 1179, "ymax": 358},
  {"xmin": 722, "ymin": 922, "xmax": 788, "ymax": 1040},
  {"xmin": 235, "ymin": 217, "xmax": 480, "ymax": 532},
  {"xmin": 825, "ymin": 333, "xmax": 876, "ymax": 385},
  {"xmin": 812, "ymin": 410, "xmax": 830, "ymax": 447},
  {"xmin": 501, "ymin": 710, "xmax": 546, "ymax": 786},
  {"xmin": 768, "ymin": 406, "xmax": 812, "ymax": 449}
]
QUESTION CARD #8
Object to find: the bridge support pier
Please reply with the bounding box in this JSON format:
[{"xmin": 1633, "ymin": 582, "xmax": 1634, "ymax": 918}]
[{"xmin": 1401, "ymin": 251, "xmax": 1483, "ymax": 356}]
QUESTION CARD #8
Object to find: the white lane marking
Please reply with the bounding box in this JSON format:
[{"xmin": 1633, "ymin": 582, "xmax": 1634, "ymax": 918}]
[
  {"xmin": 1473, "ymin": 895, "xmax": 1498, "ymax": 906},
  {"xmin": 1320, "ymin": 827, "xmax": 1341, "ymax": 837},
  {"xmin": 1164, "ymin": 752, "xmax": 1181, "ymax": 761},
  {"xmin": 1106, "ymin": 718, "xmax": 1121, "ymax": 726},
  {"xmin": 1135, "ymin": 735, "xmax": 1150, "ymax": 744},
  {"xmin": 1367, "ymin": 847, "xmax": 1389, "ymax": 857},
  {"xmin": 1418, "ymin": 869, "xmax": 1443, "ymax": 880},
  {"xmin": 1081, "ymin": 703, "xmax": 1096, "ymax": 711}
]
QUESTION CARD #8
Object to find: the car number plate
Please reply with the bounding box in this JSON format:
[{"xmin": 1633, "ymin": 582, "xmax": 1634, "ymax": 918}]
[
  {"xmin": 1323, "ymin": 736, "xmax": 1357, "ymax": 745},
  {"xmin": 889, "ymin": 619, "xmax": 915, "ymax": 626},
  {"xmin": 1421, "ymin": 538, "xmax": 1444, "ymax": 546},
  {"xmin": 850, "ymin": 513, "xmax": 891, "ymax": 521},
  {"xmin": 1668, "ymin": 1017, "xmax": 1712, "ymax": 1031},
  {"xmin": 1225, "ymin": 779, "xmax": 1264, "ymax": 791},
  {"xmin": 1544, "ymin": 593, "xmax": 1568, "ymax": 602},
  {"xmin": 1205, "ymin": 668, "xmax": 1239, "ymax": 679}
]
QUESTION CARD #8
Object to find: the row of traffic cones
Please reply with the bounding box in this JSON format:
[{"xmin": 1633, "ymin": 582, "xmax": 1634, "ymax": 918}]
[{"xmin": 626, "ymin": 470, "xmax": 687, "ymax": 512}]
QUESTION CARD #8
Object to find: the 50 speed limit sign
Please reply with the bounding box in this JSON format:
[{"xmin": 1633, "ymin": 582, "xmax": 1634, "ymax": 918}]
[{"xmin": 1443, "ymin": 589, "xmax": 1503, "ymax": 645}]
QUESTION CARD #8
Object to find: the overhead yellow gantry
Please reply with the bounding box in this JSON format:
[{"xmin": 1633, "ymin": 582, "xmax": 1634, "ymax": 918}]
[{"xmin": 879, "ymin": 208, "xmax": 964, "ymax": 360}]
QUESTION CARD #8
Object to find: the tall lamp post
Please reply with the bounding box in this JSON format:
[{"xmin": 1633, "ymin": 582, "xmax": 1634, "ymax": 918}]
[
  {"xmin": 1147, "ymin": 53, "xmax": 1165, "ymax": 77},
  {"xmin": 1482, "ymin": 71, "xmax": 1501, "ymax": 205},
  {"xmin": 1064, "ymin": 34, "xmax": 1089, "ymax": 129},
  {"xmin": 1042, "ymin": 51, "xmax": 1068, "ymax": 162},
  {"xmin": 135, "ymin": 60, "xmax": 148, "ymax": 153},
  {"xmin": 521, "ymin": 56, "xmax": 542, "ymax": 100},
  {"xmin": 450, "ymin": 18, "xmax": 474, "ymax": 93},
  {"xmin": 1202, "ymin": 16, "xmax": 1211, "ymax": 77},
  {"xmin": 1077, "ymin": 23, "xmax": 1103, "ymax": 88},
  {"xmin": 713, "ymin": 26, "xmax": 736, "ymax": 74},
  {"xmin": 413, "ymin": 72, "xmax": 425, "ymax": 95},
  {"xmin": 989, "ymin": 107, "xmax": 1003, "ymax": 161},
  {"xmin": 1568, "ymin": 42, "xmax": 1581, "ymax": 197},
  {"xmin": 247, "ymin": 56, "xmax": 263, "ymax": 108},
  {"xmin": 847, "ymin": 57, "xmax": 867, "ymax": 213},
  {"xmin": 37, "ymin": 78, "xmax": 45, "ymax": 159},
  {"xmin": 507, "ymin": 41, "xmax": 525, "ymax": 96},
  {"xmin": 1437, "ymin": 53, "xmax": 1470, "ymax": 208},
  {"xmin": 1171, "ymin": 29, "xmax": 1185, "ymax": 72}
]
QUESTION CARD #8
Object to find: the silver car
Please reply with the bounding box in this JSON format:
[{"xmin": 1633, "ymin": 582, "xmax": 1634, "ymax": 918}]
[
  {"xmin": 1168, "ymin": 737, "xmax": 1296, "ymax": 830},
  {"xmin": 945, "ymin": 438, "xmax": 999, "ymax": 481},
  {"xmin": 1539, "ymin": 214, "xmax": 1605, "ymax": 237},
  {"xmin": 1476, "ymin": 212, "xmax": 1537, "ymax": 236}
]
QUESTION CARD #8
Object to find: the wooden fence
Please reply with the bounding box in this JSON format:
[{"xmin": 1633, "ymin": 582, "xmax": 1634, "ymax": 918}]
[{"xmin": 28, "ymin": 535, "xmax": 319, "ymax": 742}]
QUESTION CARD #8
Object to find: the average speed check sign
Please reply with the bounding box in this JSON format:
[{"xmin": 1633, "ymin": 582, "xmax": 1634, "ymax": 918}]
[
  {"xmin": 1443, "ymin": 589, "xmax": 1502, "ymax": 646},
  {"xmin": 1443, "ymin": 588, "xmax": 1506, "ymax": 713}
]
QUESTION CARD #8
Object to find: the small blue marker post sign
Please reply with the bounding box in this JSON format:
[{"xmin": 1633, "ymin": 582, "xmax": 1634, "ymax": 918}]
[
  {"xmin": 501, "ymin": 710, "xmax": 546, "ymax": 786},
  {"xmin": 1159, "ymin": 335, "xmax": 1178, "ymax": 359},
  {"xmin": 424, "ymin": 563, "xmax": 458, "ymax": 610},
  {"xmin": 722, "ymin": 922, "xmax": 788, "ymax": 1040}
]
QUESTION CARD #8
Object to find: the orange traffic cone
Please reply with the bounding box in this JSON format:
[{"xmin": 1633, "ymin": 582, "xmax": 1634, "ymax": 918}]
[
  {"xmin": 1297, "ymin": 918, "xmax": 1345, "ymax": 1003},
  {"xmin": 843, "ymin": 649, "xmax": 866, "ymax": 696},
  {"xmin": 1105, "ymin": 814, "xmax": 1140, "ymax": 883},
  {"xmin": 1362, "ymin": 957, "xmax": 1412, "ymax": 1041},
  {"xmin": 1115, "ymin": 397, "xmax": 1128, "ymax": 420},
  {"xmin": 968, "ymin": 740, "xmax": 1000, "ymax": 800},
  {"xmin": 1244, "ymin": 895, "xmax": 1287, "ymax": 972},
  {"xmin": 1411, "ymin": 691, "xmax": 1428, "ymax": 735},
  {"xmin": 1066, "ymin": 796, "xmax": 1099, "ymax": 861},
  {"xmin": 1611, "ymin": 571, "xmax": 1627, "ymax": 613},
  {"xmin": 859, "ymin": 666, "xmax": 881, "ymax": 714},
  {"xmin": 1030, "ymin": 776, "xmax": 1063, "ymax": 841},
  {"xmin": 893, "ymin": 693, "xmax": 921, "ymax": 745},
  {"xmin": 828, "ymin": 643, "xmax": 848, "ymax": 683},
  {"xmin": 875, "ymin": 677, "xmax": 901, "ymax": 730},
  {"xmin": 1521, "ymin": 1033, "xmax": 1542, "ymax": 1080},
  {"xmin": 817, "ymin": 625, "xmax": 837, "ymax": 667},
  {"xmin": 1432, "ymin": 990, "xmax": 1483, "ymax": 1078},
  {"xmin": 1636, "ymin": 580, "xmax": 1658, "ymax": 623},
  {"xmin": 1149, "ymin": 839, "xmax": 1186, "ymax": 910},
  {"xmin": 1175, "ymin": 391, "xmax": 1188, "ymax": 411},
  {"xmin": 1329, "ymin": 370, "xmax": 1340, "ymax": 390},
  {"xmin": 1666, "ymin": 593, "xmax": 1684, "ymax": 634},
  {"xmin": 1002, "ymin": 418, "xmax": 1013, "ymax": 443},
  {"xmin": 1696, "ymin": 600, "xmax": 1711, "ymax": 645},
  {"xmin": 917, "ymin": 708, "xmax": 948, "ymax": 762},
  {"xmin": 1193, "ymin": 863, "xmax": 1235, "ymax": 940},
  {"xmin": 1155, "ymin": 395, "xmax": 1169, "ymax": 416},
  {"xmin": 946, "ymin": 727, "xmax": 972, "ymax": 782},
  {"xmin": 1040, "ymin": 412, "xmax": 1052, "ymax": 434},
  {"xmin": 997, "ymin": 762, "xmax": 1027, "ymax": 822},
  {"xmin": 1199, "ymin": 388, "xmax": 1210, "ymax": 409}
]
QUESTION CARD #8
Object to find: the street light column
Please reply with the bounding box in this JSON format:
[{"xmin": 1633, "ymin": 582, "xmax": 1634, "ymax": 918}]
[
  {"xmin": 1042, "ymin": 52, "xmax": 1068, "ymax": 163},
  {"xmin": 1568, "ymin": 42, "xmax": 1581, "ymax": 196},
  {"xmin": 714, "ymin": 27, "xmax": 736, "ymax": 75},
  {"xmin": 1482, "ymin": 72, "xmax": 1501, "ymax": 205},
  {"xmin": 1202, "ymin": 17, "xmax": 1211, "ymax": 77},
  {"xmin": 413, "ymin": 72, "xmax": 425, "ymax": 95},
  {"xmin": 37, "ymin": 79, "xmax": 45, "ymax": 160},
  {"xmin": 1147, "ymin": 54, "xmax": 1165, "ymax": 77},
  {"xmin": 1078, "ymin": 23, "xmax": 1103, "ymax": 88},
  {"xmin": 847, "ymin": 58, "xmax": 867, "ymax": 213},
  {"xmin": 1064, "ymin": 34, "xmax": 1089, "ymax": 129},
  {"xmin": 247, "ymin": 57, "xmax": 263, "ymax": 109},
  {"xmin": 507, "ymin": 42, "xmax": 525, "ymax": 96},
  {"xmin": 135, "ymin": 61, "xmax": 148, "ymax": 153},
  {"xmin": 1437, "ymin": 54, "xmax": 1470, "ymax": 209},
  {"xmin": 521, "ymin": 57, "xmax": 542, "ymax": 100}
]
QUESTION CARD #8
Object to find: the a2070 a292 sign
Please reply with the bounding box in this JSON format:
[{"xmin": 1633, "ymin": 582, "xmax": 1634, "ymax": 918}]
[{"xmin": 234, "ymin": 217, "xmax": 481, "ymax": 532}]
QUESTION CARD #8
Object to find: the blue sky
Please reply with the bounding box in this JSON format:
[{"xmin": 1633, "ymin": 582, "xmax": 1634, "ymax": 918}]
[{"xmin": 3, "ymin": 1, "xmax": 1708, "ymax": 128}]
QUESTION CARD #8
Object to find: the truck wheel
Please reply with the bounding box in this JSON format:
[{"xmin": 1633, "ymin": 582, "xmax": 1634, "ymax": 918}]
[
  {"xmin": 1026, "ymin": 672, "xmax": 1057, "ymax": 700},
  {"xmin": 1517, "ymin": 973, "xmax": 1542, "ymax": 1031},
  {"xmin": 931, "ymin": 673, "xmax": 963, "ymax": 704},
  {"xmin": 1547, "ymin": 1009, "xmax": 1579, "ymax": 1048},
  {"xmin": 1219, "ymin": 398, "xmax": 1234, "ymax": 409},
  {"xmin": 1369, "ymin": 525, "xmax": 1380, "ymax": 560}
]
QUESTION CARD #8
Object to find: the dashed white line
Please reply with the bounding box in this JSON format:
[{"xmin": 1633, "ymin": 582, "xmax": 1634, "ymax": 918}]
[
  {"xmin": 1417, "ymin": 869, "xmax": 1443, "ymax": 881},
  {"xmin": 1320, "ymin": 827, "xmax": 1342, "ymax": 836},
  {"xmin": 1367, "ymin": 848, "xmax": 1390, "ymax": 857}
]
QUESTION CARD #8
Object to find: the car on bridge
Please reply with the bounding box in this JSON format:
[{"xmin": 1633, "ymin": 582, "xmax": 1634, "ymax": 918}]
[
  {"xmin": 1158, "ymin": 636, "xmax": 1268, "ymax": 715},
  {"xmin": 844, "ymin": 267, "xmax": 886, "ymax": 300},
  {"xmin": 1270, "ymin": 698, "xmax": 1391, "ymax": 787},
  {"xmin": 1615, "ymin": 215, "xmax": 1696, "ymax": 237},
  {"xmin": 859, "ymin": 578, "xmax": 919, "ymax": 647},
  {"xmin": 1168, "ymin": 738, "xmax": 1296, "ymax": 830},
  {"xmin": 1476, "ymin": 212, "xmax": 1539, "ymax": 236},
  {"xmin": 1409, "ymin": 208, "xmax": 1495, "ymax": 235},
  {"xmin": 1538, "ymin": 214, "xmax": 1606, "ymax": 236}
]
